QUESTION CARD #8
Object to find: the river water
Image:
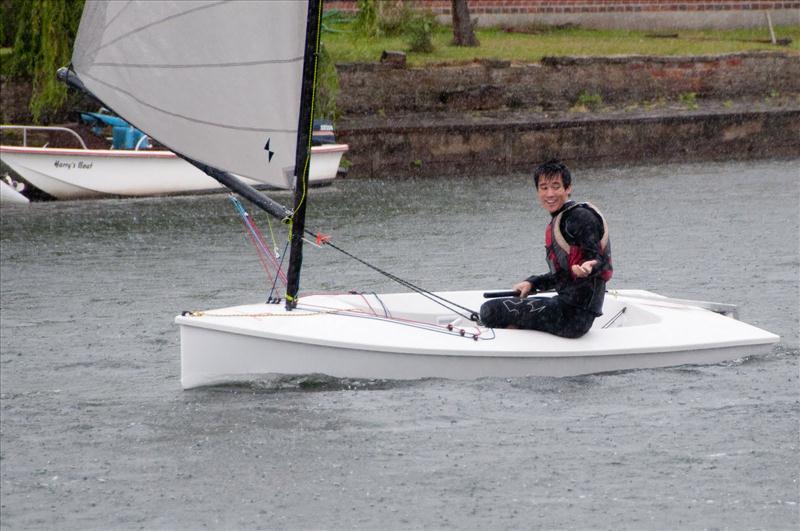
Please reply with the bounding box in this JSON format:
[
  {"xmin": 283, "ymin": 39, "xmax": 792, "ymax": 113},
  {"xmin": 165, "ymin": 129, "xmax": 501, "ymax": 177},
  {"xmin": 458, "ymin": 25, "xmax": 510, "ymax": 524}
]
[{"xmin": 1, "ymin": 159, "xmax": 798, "ymax": 530}]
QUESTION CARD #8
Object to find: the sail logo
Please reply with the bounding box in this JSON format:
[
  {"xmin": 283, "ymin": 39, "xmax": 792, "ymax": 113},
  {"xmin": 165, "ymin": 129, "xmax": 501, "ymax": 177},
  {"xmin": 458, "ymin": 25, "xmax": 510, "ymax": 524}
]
[
  {"xmin": 264, "ymin": 138, "xmax": 275, "ymax": 163},
  {"xmin": 54, "ymin": 160, "xmax": 93, "ymax": 170}
]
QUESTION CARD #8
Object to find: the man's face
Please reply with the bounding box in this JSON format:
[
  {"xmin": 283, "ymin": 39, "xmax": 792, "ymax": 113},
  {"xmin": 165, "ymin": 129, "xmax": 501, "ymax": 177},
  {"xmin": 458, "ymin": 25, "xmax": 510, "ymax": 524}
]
[{"xmin": 537, "ymin": 174, "xmax": 572, "ymax": 214}]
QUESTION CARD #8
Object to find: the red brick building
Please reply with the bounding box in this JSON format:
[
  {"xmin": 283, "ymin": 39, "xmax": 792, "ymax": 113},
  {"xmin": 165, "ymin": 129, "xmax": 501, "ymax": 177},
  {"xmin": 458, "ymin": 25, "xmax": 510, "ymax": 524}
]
[{"xmin": 325, "ymin": 1, "xmax": 800, "ymax": 29}]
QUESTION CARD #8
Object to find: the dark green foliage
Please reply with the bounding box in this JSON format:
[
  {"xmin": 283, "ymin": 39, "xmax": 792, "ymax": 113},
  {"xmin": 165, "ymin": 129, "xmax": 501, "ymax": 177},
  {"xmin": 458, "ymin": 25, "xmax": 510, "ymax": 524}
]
[
  {"xmin": 314, "ymin": 43, "xmax": 340, "ymax": 121},
  {"xmin": 405, "ymin": 10, "xmax": 437, "ymax": 54},
  {"xmin": 352, "ymin": 0, "xmax": 379, "ymax": 37},
  {"xmin": 7, "ymin": 0, "xmax": 85, "ymax": 122},
  {"xmin": 1, "ymin": 0, "xmax": 15, "ymax": 47}
]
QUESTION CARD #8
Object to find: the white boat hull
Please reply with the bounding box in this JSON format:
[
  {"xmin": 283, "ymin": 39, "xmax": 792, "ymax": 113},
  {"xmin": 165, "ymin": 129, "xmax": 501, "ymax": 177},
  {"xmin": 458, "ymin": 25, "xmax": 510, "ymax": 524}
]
[
  {"xmin": 175, "ymin": 290, "xmax": 779, "ymax": 389},
  {"xmin": 0, "ymin": 179, "xmax": 29, "ymax": 204},
  {"xmin": 0, "ymin": 144, "xmax": 347, "ymax": 199}
]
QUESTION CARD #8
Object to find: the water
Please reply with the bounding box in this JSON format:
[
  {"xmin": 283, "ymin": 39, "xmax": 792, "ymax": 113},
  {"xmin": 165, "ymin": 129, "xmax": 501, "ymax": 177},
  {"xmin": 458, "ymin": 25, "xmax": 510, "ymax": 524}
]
[{"xmin": 1, "ymin": 159, "xmax": 798, "ymax": 530}]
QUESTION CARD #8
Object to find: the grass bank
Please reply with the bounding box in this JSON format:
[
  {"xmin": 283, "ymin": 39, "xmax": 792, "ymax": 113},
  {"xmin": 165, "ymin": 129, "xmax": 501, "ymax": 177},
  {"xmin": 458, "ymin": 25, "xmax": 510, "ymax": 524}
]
[{"xmin": 324, "ymin": 24, "xmax": 800, "ymax": 66}]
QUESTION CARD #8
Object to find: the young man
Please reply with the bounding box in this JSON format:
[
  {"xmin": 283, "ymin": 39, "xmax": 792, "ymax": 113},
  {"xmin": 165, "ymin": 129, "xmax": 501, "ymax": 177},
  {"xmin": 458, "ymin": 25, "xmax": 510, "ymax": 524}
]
[{"xmin": 479, "ymin": 160, "xmax": 613, "ymax": 338}]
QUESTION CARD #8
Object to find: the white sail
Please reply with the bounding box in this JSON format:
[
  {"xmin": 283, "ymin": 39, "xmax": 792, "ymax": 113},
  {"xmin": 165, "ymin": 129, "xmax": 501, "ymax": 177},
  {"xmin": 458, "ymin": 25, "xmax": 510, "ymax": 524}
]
[{"xmin": 71, "ymin": 0, "xmax": 308, "ymax": 185}]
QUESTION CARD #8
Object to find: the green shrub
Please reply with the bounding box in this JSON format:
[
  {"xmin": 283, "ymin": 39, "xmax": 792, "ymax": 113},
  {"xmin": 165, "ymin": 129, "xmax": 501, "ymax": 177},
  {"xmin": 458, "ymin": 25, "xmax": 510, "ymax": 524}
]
[
  {"xmin": 678, "ymin": 91, "xmax": 698, "ymax": 109},
  {"xmin": 405, "ymin": 11, "xmax": 437, "ymax": 54},
  {"xmin": 378, "ymin": 3, "xmax": 417, "ymax": 36},
  {"xmin": 314, "ymin": 43, "xmax": 340, "ymax": 121},
  {"xmin": 573, "ymin": 90, "xmax": 603, "ymax": 111},
  {"xmin": 353, "ymin": 0, "xmax": 380, "ymax": 37},
  {"xmin": 9, "ymin": 0, "xmax": 85, "ymax": 123}
]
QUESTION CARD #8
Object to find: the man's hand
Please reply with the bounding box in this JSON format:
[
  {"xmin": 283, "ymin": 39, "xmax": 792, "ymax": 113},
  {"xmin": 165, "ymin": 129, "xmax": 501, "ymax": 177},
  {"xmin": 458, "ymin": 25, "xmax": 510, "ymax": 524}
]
[
  {"xmin": 571, "ymin": 259, "xmax": 598, "ymax": 278},
  {"xmin": 513, "ymin": 280, "xmax": 534, "ymax": 298}
]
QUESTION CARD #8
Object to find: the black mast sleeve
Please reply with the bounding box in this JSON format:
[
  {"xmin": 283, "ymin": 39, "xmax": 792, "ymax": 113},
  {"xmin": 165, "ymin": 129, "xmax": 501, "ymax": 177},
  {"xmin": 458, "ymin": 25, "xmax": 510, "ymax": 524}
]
[{"xmin": 285, "ymin": 0, "xmax": 323, "ymax": 310}]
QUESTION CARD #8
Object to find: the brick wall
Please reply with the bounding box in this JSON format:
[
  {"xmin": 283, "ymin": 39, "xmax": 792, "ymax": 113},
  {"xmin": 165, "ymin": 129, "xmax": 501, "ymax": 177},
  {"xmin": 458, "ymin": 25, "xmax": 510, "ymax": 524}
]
[
  {"xmin": 325, "ymin": 1, "xmax": 800, "ymax": 29},
  {"xmin": 327, "ymin": 1, "xmax": 800, "ymax": 15}
]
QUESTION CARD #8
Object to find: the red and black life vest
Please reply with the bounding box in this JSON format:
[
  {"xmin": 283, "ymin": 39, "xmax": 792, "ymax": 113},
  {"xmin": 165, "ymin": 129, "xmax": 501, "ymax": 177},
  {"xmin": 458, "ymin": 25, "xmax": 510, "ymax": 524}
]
[{"xmin": 545, "ymin": 202, "xmax": 613, "ymax": 281}]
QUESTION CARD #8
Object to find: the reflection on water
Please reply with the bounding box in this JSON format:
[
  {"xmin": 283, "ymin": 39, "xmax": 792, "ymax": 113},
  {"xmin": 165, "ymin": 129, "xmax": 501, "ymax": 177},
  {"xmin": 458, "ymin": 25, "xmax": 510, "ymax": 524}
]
[{"xmin": 1, "ymin": 159, "xmax": 798, "ymax": 529}]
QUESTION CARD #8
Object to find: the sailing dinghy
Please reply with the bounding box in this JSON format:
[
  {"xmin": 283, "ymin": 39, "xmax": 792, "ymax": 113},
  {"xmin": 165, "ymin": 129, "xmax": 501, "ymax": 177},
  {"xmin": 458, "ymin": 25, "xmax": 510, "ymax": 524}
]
[{"xmin": 62, "ymin": 1, "xmax": 778, "ymax": 389}]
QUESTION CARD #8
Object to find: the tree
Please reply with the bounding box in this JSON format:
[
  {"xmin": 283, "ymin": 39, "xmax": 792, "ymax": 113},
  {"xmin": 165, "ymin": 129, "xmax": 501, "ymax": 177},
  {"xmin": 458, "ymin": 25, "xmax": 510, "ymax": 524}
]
[
  {"xmin": 9, "ymin": 0, "xmax": 84, "ymax": 122},
  {"xmin": 451, "ymin": 0, "xmax": 478, "ymax": 47}
]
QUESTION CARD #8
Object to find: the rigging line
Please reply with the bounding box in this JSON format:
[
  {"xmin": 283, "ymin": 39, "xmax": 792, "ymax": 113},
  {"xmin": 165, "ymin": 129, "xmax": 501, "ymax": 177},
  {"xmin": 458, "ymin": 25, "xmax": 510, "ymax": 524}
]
[
  {"xmin": 246, "ymin": 215, "xmax": 288, "ymax": 284},
  {"xmin": 295, "ymin": 302, "xmax": 491, "ymax": 341},
  {"xmin": 287, "ymin": 75, "xmax": 319, "ymax": 219},
  {"xmin": 288, "ymin": 0, "xmax": 324, "ymax": 225},
  {"xmin": 284, "ymin": 0, "xmax": 324, "ymax": 309},
  {"xmin": 308, "ymin": 231, "xmax": 479, "ymax": 320},
  {"xmin": 359, "ymin": 291, "xmax": 391, "ymax": 318},
  {"xmin": 245, "ymin": 228, "xmax": 279, "ymax": 287},
  {"xmin": 234, "ymin": 212, "xmax": 279, "ymax": 287},
  {"xmin": 229, "ymin": 195, "xmax": 287, "ymax": 288},
  {"xmin": 269, "ymin": 240, "xmax": 291, "ymax": 302},
  {"xmin": 230, "ymin": 196, "xmax": 288, "ymax": 284}
]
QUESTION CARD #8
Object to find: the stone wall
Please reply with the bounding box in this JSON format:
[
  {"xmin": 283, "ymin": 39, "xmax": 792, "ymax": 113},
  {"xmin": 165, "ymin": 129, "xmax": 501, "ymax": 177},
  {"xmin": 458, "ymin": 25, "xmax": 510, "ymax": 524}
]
[
  {"xmin": 333, "ymin": 52, "xmax": 800, "ymax": 177},
  {"xmin": 336, "ymin": 107, "xmax": 800, "ymax": 178},
  {"xmin": 336, "ymin": 52, "xmax": 800, "ymax": 115}
]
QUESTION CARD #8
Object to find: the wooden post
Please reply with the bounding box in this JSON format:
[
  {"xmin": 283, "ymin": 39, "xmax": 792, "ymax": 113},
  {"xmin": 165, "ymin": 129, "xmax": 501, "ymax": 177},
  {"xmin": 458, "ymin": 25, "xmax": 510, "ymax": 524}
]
[{"xmin": 765, "ymin": 12, "xmax": 777, "ymax": 45}]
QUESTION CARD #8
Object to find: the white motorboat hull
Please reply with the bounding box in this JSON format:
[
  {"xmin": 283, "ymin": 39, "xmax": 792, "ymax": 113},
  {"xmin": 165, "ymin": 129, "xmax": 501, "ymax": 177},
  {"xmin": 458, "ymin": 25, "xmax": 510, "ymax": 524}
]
[
  {"xmin": 0, "ymin": 144, "xmax": 347, "ymax": 199},
  {"xmin": 175, "ymin": 290, "xmax": 779, "ymax": 389},
  {"xmin": 0, "ymin": 179, "xmax": 29, "ymax": 204}
]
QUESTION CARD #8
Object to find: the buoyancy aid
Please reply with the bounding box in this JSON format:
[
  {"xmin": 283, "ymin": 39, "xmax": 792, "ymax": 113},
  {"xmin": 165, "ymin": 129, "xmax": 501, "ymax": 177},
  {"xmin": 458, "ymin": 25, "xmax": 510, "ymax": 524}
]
[{"xmin": 545, "ymin": 202, "xmax": 613, "ymax": 281}]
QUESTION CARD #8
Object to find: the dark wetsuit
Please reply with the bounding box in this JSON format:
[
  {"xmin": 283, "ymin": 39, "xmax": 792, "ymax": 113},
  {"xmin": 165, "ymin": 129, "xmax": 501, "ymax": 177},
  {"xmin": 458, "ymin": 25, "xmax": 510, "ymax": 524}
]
[{"xmin": 480, "ymin": 201, "xmax": 612, "ymax": 338}]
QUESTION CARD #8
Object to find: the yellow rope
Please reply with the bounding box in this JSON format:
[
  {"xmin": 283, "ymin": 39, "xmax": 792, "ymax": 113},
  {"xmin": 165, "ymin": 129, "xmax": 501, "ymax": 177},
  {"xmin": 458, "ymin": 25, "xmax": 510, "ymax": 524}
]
[{"xmin": 287, "ymin": 4, "xmax": 323, "ymax": 232}]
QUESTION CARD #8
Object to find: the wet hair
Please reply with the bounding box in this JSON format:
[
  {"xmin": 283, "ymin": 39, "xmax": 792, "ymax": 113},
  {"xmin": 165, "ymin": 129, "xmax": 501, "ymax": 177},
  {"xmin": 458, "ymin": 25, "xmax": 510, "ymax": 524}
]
[{"xmin": 533, "ymin": 159, "xmax": 572, "ymax": 189}]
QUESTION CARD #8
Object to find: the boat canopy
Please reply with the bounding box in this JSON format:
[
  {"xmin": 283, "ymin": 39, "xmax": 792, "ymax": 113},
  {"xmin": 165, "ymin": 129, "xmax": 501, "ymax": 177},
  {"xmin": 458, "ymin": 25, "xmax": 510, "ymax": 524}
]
[{"xmin": 80, "ymin": 112, "xmax": 151, "ymax": 150}]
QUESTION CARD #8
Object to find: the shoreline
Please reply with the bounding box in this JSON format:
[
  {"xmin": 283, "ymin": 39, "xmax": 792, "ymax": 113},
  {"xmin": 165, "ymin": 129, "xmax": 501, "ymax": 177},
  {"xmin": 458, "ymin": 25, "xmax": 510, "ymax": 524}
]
[
  {"xmin": 3, "ymin": 52, "xmax": 798, "ymax": 181},
  {"xmin": 337, "ymin": 100, "xmax": 800, "ymax": 177}
]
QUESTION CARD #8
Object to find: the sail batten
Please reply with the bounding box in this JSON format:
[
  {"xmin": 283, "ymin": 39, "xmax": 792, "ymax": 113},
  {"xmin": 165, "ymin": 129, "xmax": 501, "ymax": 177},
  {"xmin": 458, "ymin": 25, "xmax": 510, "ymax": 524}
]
[
  {"xmin": 90, "ymin": 2, "xmax": 228, "ymax": 54},
  {"xmin": 71, "ymin": 0, "xmax": 309, "ymax": 187}
]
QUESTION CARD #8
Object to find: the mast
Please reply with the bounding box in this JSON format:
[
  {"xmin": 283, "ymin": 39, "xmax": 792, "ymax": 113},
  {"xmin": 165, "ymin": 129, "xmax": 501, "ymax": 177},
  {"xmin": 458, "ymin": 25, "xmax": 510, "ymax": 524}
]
[{"xmin": 285, "ymin": 0, "xmax": 324, "ymax": 310}]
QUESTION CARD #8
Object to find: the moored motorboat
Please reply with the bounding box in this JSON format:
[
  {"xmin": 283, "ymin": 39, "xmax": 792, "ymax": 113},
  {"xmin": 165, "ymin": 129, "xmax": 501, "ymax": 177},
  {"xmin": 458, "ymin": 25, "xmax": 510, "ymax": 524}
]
[
  {"xmin": 0, "ymin": 125, "xmax": 347, "ymax": 199},
  {"xmin": 176, "ymin": 290, "xmax": 779, "ymax": 389}
]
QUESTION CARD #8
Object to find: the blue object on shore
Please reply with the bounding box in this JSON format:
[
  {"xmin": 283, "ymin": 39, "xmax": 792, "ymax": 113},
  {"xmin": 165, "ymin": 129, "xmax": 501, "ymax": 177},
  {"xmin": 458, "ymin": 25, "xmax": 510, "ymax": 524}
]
[{"xmin": 80, "ymin": 111, "xmax": 151, "ymax": 150}]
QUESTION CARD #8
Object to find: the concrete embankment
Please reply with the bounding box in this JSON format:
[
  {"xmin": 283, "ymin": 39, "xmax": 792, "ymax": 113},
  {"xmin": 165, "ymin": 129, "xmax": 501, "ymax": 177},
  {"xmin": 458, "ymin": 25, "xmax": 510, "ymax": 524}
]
[{"xmin": 334, "ymin": 51, "xmax": 800, "ymax": 177}]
